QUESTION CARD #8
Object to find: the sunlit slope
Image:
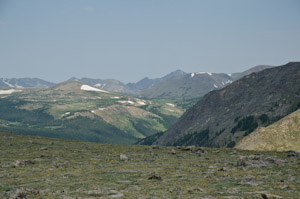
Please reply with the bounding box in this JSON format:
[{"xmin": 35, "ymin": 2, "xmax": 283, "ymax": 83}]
[
  {"xmin": 235, "ymin": 109, "xmax": 300, "ymax": 152},
  {"xmin": 0, "ymin": 81, "xmax": 186, "ymax": 144}
]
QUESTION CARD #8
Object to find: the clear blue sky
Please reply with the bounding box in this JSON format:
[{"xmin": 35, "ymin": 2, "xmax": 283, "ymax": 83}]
[{"xmin": 0, "ymin": 0, "xmax": 299, "ymax": 83}]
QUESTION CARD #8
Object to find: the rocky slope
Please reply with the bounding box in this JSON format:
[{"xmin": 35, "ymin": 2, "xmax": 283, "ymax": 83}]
[
  {"xmin": 235, "ymin": 109, "xmax": 300, "ymax": 152},
  {"xmin": 1, "ymin": 131, "xmax": 299, "ymax": 198},
  {"xmin": 149, "ymin": 62, "xmax": 300, "ymax": 147}
]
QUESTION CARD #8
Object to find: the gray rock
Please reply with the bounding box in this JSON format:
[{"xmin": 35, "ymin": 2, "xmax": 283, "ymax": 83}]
[
  {"xmin": 4, "ymin": 188, "xmax": 39, "ymax": 199},
  {"xmin": 120, "ymin": 154, "xmax": 128, "ymax": 161},
  {"xmin": 261, "ymin": 193, "xmax": 283, "ymax": 199}
]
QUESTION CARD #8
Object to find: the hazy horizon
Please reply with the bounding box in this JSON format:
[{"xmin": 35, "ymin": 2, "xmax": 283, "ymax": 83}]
[{"xmin": 1, "ymin": 0, "xmax": 299, "ymax": 83}]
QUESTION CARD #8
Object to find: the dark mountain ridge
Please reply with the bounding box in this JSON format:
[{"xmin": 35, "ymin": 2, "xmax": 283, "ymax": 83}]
[{"xmin": 147, "ymin": 62, "xmax": 300, "ymax": 147}]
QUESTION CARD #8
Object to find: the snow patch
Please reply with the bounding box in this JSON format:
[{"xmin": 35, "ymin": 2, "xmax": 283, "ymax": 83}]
[
  {"xmin": 80, "ymin": 85, "xmax": 109, "ymax": 93},
  {"xmin": 111, "ymin": 96, "xmax": 120, "ymax": 99},
  {"xmin": 214, "ymin": 84, "xmax": 218, "ymax": 88},
  {"xmin": 166, "ymin": 109, "xmax": 174, "ymax": 112},
  {"xmin": 166, "ymin": 103, "xmax": 175, "ymax": 107},
  {"xmin": 2, "ymin": 79, "xmax": 14, "ymax": 87},
  {"xmin": 0, "ymin": 89, "xmax": 21, "ymax": 95},
  {"xmin": 222, "ymin": 80, "xmax": 232, "ymax": 86},
  {"xmin": 191, "ymin": 73, "xmax": 195, "ymax": 78},
  {"xmin": 62, "ymin": 112, "xmax": 70, "ymax": 117},
  {"xmin": 118, "ymin": 100, "xmax": 134, "ymax": 105},
  {"xmin": 137, "ymin": 101, "xmax": 146, "ymax": 105},
  {"xmin": 228, "ymin": 73, "xmax": 232, "ymax": 77},
  {"xmin": 225, "ymin": 80, "xmax": 233, "ymax": 84},
  {"xmin": 136, "ymin": 100, "xmax": 146, "ymax": 105},
  {"xmin": 15, "ymin": 83, "xmax": 23, "ymax": 88},
  {"xmin": 94, "ymin": 83, "xmax": 101, "ymax": 87},
  {"xmin": 127, "ymin": 101, "xmax": 134, "ymax": 104},
  {"xmin": 195, "ymin": 72, "xmax": 212, "ymax": 76}
]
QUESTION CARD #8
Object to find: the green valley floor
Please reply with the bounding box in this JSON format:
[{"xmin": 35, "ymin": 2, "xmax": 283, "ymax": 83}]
[{"xmin": 1, "ymin": 132, "xmax": 299, "ymax": 199}]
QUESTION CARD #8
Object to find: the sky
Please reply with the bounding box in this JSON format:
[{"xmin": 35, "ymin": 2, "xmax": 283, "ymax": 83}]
[{"xmin": 0, "ymin": 0, "xmax": 300, "ymax": 83}]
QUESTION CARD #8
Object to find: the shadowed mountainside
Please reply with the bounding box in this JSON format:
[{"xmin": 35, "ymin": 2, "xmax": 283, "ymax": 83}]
[{"xmin": 142, "ymin": 62, "xmax": 300, "ymax": 148}]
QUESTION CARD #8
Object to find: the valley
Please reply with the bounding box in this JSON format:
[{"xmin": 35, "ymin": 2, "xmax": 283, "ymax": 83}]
[
  {"xmin": 0, "ymin": 64, "xmax": 269, "ymax": 145},
  {"xmin": 0, "ymin": 81, "xmax": 193, "ymax": 144},
  {"xmin": 2, "ymin": 1, "xmax": 299, "ymax": 198}
]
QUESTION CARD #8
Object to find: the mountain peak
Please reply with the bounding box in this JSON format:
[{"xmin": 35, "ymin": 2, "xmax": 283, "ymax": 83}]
[{"xmin": 162, "ymin": 69, "xmax": 186, "ymax": 80}]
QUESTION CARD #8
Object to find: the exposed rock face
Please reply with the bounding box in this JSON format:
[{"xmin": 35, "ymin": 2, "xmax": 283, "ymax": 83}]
[{"xmin": 152, "ymin": 62, "xmax": 300, "ymax": 147}]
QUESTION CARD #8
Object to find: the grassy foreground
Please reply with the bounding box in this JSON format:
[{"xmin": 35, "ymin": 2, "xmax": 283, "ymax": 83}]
[{"xmin": 1, "ymin": 132, "xmax": 299, "ymax": 199}]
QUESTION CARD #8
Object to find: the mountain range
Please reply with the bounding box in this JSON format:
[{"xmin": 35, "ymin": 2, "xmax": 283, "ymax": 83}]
[
  {"xmin": 0, "ymin": 62, "xmax": 299, "ymax": 149},
  {"xmin": 141, "ymin": 62, "xmax": 300, "ymax": 148},
  {"xmin": 0, "ymin": 65, "xmax": 274, "ymax": 101},
  {"xmin": 138, "ymin": 65, "xmax": 274, "ymax": 100}
]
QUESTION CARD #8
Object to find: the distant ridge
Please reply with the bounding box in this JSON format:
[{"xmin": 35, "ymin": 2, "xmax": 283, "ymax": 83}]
[
  {"xmin": 0, "ymin": 78, "xmax": 54, "ymax": 88},
  {"xmin": 0, "ymin": 65, "xmax": 273, "ymax": 100},
  {"xmin": 229, "ymin": 65, "xmax": 274, "ymax": 80},
  {"xmin": 126, "ymin": 69, "xmax": 186, "ymax": 92},
  {"xmin": 67, "ymin": 77, "xmax": 131, "ymax": 93},
  {"xmin": 139, "ymin": 65, "xmax": 273, "ymax": 100}
]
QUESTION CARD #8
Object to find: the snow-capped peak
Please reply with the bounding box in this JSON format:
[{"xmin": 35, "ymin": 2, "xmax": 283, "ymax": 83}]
[
  {"xmin": 190, "ymin": 72, "xmax": 213, "ymax": 77},
  {"xmin": 197, "ymin": 72, "xmax": 212, "ymax": 76}
]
